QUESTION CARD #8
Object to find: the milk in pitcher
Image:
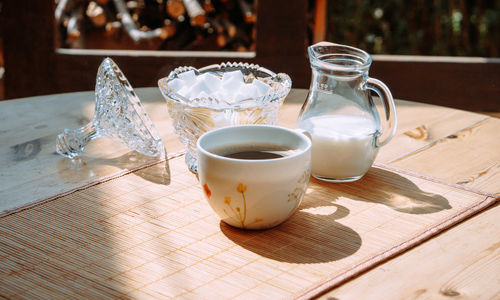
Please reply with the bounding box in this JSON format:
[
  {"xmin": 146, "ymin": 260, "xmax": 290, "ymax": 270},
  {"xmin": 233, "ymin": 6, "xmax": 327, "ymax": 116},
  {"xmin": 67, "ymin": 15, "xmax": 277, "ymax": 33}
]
[{"xmin": 298, "ymin": 114, "xmax": 379, "ymax": 181}]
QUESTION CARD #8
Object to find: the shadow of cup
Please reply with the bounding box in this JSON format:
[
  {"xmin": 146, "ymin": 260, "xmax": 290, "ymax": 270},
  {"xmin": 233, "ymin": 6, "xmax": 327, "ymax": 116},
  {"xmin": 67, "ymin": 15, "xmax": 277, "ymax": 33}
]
[
  {"xmin": 220, "ymin": 203, "xmax": 362, "ymax": 264},
  {"xmin": 319, "ymin": 167, "xmax": 452, "ymax": 214}
]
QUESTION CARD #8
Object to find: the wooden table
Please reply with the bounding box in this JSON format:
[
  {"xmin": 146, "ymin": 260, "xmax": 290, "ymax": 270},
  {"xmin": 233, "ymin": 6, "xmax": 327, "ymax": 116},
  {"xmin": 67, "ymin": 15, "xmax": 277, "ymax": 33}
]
[{"xmin": 0, "ymin": 88, "xmax": 498, "ymax": 299}]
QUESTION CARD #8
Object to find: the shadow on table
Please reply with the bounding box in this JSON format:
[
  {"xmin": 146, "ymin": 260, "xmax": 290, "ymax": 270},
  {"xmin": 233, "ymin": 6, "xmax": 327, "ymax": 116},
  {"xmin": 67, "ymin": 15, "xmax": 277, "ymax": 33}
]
[
  {"xmin": 221, "ymin": 201, "xmax": 362, "ymax": 264},
  {"xmin": 316, "ymin": 167, "xmax": 451, "ymax": 214},
  {"xmin": 221, "ymin": 165, "xmax": 452, "ymax": 263},
  {"xmin": 56, "ymin": 148, "xmax": 171, "ymax": 186}
]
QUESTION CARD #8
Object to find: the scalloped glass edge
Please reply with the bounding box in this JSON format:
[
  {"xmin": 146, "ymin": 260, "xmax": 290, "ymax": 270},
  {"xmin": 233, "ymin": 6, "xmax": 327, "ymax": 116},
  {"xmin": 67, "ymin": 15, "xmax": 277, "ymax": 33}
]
[{"xmin": 157, "ymin": 62, "xmax": 292, "ymax": 110}]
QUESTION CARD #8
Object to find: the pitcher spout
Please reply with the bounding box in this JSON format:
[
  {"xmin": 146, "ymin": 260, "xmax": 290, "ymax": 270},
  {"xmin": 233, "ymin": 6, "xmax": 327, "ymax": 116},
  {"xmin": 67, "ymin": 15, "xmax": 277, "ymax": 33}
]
[{"xmin": 308, "ymin": 41, "xmax": 372, "ymax": 73}]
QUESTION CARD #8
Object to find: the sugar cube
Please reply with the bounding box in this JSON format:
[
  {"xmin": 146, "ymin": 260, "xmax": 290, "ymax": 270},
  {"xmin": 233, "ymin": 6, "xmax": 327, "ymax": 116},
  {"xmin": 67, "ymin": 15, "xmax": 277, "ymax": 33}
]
[
  {"xmin": 190, "ymin": 79, "xmax": 210, "ymax": 99},
  {"xmin": 197, "ymin": 72, "xmax": 222, "ymax": 93},
  {"xmin": 233, "ymin": 82, "xmax": 258, "ymax": 102},
  {"xmin": 222, "ymin": 70, "xmax": 244, "ymax": 85},
  {"xmin": 212, "ymin": 90, "xmax": 228, "ymax": 102},
  {"xmin": 167, "ymin": 78, "xmax": 184, "ymax": 92},
  {"xmin": 196, "ymin": 90, "xmax": 210, "ymax": 99},
  {"xmin": 222, "ymin": 77, "xmax": 243, "ymax": 97},
  {"xmin": 252, "ymin": 79, "xmax": 272, "ymax": 97},
  {"xmin": 176, "ymin": 86, "xmax": 190, "ymax": 98},
  {"xmin": 177, "ymin": 70, "xmax": 197, "ymax": 85}
]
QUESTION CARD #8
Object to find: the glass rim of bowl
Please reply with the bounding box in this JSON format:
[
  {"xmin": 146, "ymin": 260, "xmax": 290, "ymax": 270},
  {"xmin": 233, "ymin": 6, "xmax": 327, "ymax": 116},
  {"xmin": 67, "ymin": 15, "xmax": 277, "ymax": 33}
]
[{"xmin": 158, "ymin": 61, "xmax": 292, "ymax": 110}]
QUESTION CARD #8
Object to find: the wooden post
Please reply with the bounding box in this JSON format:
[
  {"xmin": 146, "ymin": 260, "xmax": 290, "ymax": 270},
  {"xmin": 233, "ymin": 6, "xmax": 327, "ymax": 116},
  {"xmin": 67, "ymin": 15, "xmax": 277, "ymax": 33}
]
[
  {"xmin": 2, "ymin": 0, "xmax": 57, "ymax": 98},
  {"xmin": 254, "ymin": 0, "xmax": 309, "ymax": 88},
  {"xmin": 313, "ymin": 0, "xmax": 327, "ymax": 43}
]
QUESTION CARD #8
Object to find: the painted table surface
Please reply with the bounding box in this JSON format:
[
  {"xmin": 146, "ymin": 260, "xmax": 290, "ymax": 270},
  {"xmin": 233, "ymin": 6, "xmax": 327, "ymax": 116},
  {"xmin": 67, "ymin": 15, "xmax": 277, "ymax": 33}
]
[{"xmin": 0, "ymin": 88, "xmax": 499, "ymax": 299}]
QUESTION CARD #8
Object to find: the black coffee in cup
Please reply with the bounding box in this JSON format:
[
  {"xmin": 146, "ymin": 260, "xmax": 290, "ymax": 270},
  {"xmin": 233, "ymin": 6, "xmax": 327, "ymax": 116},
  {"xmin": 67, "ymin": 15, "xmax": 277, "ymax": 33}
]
[{"xmin": 212, "ymin": 143, "xmax": 299, "ymax": 160}]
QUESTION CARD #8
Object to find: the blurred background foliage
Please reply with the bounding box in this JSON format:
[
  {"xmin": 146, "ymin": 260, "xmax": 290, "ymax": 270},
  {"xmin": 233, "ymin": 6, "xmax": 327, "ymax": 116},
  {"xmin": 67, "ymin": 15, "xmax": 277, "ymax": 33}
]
[{"xmin": 325, "ymin": 0, "xmax": 500, "ymax": 57}]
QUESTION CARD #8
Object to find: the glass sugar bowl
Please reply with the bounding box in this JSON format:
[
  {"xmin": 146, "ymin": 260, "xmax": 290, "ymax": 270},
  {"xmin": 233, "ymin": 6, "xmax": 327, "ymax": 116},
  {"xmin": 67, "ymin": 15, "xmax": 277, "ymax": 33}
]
[{"xmin": 158, "ymin": 62, "xmax": 292, "ymax": 173}]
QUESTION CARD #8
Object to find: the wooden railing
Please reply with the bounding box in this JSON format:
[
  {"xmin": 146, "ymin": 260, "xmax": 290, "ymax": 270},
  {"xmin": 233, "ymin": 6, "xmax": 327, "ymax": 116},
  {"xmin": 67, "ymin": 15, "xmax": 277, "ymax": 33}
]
[
  {"xmin": 371, "ymin": 55, "xmax": 500, "ymax": 112},
  {"xmin": 2, "ymin": 0, "xmax": 498, "ymax": 113},
  {"xmin": 1, "ymin": 0, "xmax": 308, "ymax": 99}
]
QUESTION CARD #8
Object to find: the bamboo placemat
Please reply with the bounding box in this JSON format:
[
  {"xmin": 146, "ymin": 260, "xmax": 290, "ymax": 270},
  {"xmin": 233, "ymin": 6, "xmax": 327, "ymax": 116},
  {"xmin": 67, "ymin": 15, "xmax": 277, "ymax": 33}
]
[{"xmin": 0, "ymin": 153, "xmax": 497, "ymax": 299}]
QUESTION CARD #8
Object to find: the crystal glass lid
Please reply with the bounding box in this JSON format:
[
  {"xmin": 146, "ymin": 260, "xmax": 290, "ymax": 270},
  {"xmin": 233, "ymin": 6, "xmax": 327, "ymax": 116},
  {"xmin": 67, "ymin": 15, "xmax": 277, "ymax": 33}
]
[{"xmin": 56, "ymin": 58, "xmax": 164, "ymax": 159}]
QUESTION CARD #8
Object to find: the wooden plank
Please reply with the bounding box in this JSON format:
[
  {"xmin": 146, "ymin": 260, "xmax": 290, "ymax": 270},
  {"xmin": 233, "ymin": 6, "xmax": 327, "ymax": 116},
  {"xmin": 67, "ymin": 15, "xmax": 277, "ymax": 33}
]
[
  {"xmin": 390, "ymin": 117, "xmax": 500, "ymax": 195},
  {"xmin": 376, "ymin": 100, "xmax": 489, "ymax": 164},
  {"xmin": 319, "ymin": 202, "xmax": 500, "ymax": 300}
]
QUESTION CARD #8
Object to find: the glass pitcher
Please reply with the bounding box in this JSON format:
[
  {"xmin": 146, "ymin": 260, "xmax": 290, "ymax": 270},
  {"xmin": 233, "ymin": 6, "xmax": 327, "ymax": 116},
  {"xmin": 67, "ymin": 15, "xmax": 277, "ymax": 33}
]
[{"xmin": 297, "ymin": 42, "xmax": 397, "ymax": 182}]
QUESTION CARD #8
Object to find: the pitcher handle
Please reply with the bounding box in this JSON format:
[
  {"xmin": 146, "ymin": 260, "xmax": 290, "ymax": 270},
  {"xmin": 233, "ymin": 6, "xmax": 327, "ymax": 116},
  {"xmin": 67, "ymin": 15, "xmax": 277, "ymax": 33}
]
[{"xmin": 366, "ymin": 78, "xmax": 397, "ymax": 147}]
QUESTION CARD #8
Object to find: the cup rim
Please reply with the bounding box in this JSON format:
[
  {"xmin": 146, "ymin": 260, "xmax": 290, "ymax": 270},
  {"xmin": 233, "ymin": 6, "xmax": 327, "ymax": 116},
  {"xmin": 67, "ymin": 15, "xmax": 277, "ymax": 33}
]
[{"xmin": 197, "ymin": 125, "xmax": 312, "ymax": 163}]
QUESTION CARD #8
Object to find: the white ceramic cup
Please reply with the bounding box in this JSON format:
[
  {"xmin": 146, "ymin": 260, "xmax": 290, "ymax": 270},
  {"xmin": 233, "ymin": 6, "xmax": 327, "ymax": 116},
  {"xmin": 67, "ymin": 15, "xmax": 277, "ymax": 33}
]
[{"xmin": 197, "ymin": 125, "xmax": 312, "ymax": 230}]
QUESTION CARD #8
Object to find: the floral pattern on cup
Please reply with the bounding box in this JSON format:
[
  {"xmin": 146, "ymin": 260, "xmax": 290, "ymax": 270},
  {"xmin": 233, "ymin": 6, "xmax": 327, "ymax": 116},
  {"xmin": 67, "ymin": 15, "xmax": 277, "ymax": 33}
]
[
  {"xmin": 204, "ymin": 183, "xmax": 264, "ymax": 229},
  {"xmin": 288, "ymin": 169, "xmax": 311, "ymax": 204},
  {"xmin": 203, "ymin": 173, "xmax": 310, "ymax": 229}
]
